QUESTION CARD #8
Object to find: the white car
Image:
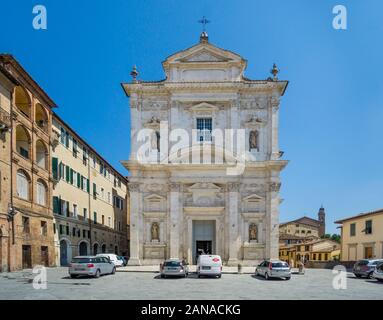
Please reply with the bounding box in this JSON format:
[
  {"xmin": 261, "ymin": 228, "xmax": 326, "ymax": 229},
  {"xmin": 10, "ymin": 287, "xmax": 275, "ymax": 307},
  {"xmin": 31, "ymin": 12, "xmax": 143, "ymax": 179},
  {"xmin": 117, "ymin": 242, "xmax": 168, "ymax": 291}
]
[
  {"xmin": 197, "ymin": 255, "xmax": 222, "ymax": 278},
  {"xmin": 372, "ymin": 262, "xmax": 383, "ymax": 282},
  {"xmin": 96, "ymin": 253, "xmax": 124, "ymax": 267}
]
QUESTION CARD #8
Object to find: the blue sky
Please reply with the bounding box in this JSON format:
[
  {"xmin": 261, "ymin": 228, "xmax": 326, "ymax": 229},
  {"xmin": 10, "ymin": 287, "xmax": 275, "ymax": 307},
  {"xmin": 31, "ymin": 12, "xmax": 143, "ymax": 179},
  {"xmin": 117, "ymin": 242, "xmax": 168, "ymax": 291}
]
[{"xmin": 1, "ymin": 0, "xmax": 382, "ymax": 234}]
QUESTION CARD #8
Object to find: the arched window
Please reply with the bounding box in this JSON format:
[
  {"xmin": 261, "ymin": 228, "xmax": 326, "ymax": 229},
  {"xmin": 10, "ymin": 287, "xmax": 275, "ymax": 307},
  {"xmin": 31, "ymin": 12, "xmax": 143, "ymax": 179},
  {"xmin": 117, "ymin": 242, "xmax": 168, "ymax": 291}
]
[
  {"xmin": 16, "ymin": 126, "xmax": 30, "ymax": 159},
  {"xmin": 14, "ymin": 86, "xmax": 31, "ymax": 118},
  {"xmin": 36, "ymin": 180, "xmax": 47, "ymax": 206},
  {"xmin": 35, "ymin": 103, "xmax": 48, "ymax": 132},
  {"xmin": 36, "ymin": 140, "xmax": 47, "ymax": 169},
  {"xmin": 101, "ymin": 244, "xmax": 106, "ymax": 253},
  {"xmin": 16, "ymin": 170, "xmax": 30, "ymax": 200}
]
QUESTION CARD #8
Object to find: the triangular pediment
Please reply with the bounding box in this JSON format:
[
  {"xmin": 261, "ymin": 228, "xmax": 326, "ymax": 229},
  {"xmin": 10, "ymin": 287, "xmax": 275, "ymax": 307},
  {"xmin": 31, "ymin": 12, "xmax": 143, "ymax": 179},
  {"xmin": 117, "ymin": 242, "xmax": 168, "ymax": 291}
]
[
  {"xmin": 163, "ymin": 42, "xmax": 245, "ymax": 66},
  {"xmin": 190, "ymin": 102, "xmax": 219, "ymax": 112},
  {"xmin": 243, "ymin": 194, "xmax": 263, "ymax": 201},
  {"xmin": 179, "ymin": 49, "xmax": 230, "ymax": 63},
  {"xmin": 144, "ymin": 194, "xmax": 165, "ymax": 201}
]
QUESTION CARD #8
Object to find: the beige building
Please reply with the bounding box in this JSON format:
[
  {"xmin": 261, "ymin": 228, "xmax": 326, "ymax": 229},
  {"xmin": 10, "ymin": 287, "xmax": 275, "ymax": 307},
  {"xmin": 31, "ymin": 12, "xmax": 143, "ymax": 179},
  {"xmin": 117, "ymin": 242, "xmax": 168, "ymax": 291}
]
[
  {"xmin": 0, "ymin": 54, "xmax": 56, "ymax": 271},
  {"xmin": 335, "ymin": 208, "xmax": 383, "ymax": 261},
  {"xmin": 52, "ymin": 114, "xmax": 129, "ymax": 266},
  {"xmin": 279, "ymin": 206, "xmax": 326, "ymax": 245}
]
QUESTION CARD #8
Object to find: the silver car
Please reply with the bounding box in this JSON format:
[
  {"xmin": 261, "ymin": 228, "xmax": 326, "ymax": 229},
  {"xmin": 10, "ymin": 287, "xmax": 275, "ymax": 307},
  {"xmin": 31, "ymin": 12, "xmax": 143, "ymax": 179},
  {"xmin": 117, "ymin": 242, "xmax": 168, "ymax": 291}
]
[
  {"xmin": 160, "ymin": 259, "xmax": 189, "ymax": 278},
  {"xmin": 68, "ymin": 256, "xmax": 116, "ymax": 278},
  {"xmin": 353, "ymin": 259, "xmax": 383, "ymax": 278},
  {"xmin": 372, "ymin": 262, "xmax": 383, "ymax": 282},
  {"xmin": 255, "ymin": 260, "xmax": 291, "ymax": 280}
]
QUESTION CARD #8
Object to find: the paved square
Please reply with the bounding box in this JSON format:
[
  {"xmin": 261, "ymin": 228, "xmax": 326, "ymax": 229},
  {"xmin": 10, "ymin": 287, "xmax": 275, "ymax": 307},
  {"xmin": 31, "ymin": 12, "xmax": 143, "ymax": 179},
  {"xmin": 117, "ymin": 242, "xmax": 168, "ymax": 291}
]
[{"xmin": 0, "ymin": 268, "xmax": 382, "ymax": 300}]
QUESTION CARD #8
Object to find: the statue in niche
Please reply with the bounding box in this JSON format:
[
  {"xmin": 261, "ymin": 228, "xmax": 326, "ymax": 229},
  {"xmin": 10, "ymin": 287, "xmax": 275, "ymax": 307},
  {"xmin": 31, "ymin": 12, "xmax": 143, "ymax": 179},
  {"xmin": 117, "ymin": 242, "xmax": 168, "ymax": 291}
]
[
  {"xmin": 150, "ymin": 130, "xmax": 159, "ymax": 150},
  {"xmin": 151, "ymin": 222, "xmax": 159, "ymax": 241},
  {"xmin": 249, "ymin": 223, "xmax": 258, "ymax": 241},
  {"xmin": 249, "ymin": 130, "xmax": 259, "ymax": 151}
]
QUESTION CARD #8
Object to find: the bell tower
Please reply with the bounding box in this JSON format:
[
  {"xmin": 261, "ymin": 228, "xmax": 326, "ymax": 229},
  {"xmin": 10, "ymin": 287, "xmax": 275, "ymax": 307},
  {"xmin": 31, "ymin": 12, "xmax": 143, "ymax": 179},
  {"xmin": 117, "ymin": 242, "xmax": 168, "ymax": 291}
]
[{"xmin": 318, "ymin": 206, "xmax": 326, "ymax": 237}]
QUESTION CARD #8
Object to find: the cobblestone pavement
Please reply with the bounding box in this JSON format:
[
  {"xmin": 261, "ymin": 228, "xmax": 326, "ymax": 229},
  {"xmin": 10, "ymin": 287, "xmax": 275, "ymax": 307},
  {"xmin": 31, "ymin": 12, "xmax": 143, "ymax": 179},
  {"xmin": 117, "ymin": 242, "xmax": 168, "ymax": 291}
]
[{"xmin": 0, "ymin": 267, "xmax": 382, "ymax": 300}]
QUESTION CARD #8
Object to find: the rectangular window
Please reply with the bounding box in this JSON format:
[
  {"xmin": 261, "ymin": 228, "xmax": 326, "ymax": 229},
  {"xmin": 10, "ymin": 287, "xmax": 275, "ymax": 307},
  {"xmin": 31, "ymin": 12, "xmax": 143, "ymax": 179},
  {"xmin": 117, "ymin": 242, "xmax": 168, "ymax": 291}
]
[
  {"xmin": 59, "ymin": 225, "xmax": 64, "ymax": 235},
  {"xmin": 60, "ymin": 128, "xmax": 65, "ymax": 144},
  {"xmin": 87, "ymin": 230, "xmax": 90, "ymax": 239},
  {"xmin": 92, "ymin": 155, "xmax": 96, "ymax": 168},
  {"xmin": 108, "ymin": 192, "xmax": 111, "ymax": 203},
  {"xmin": 101, "ymin": 188, "xmax": 104, "ymax": 199},
  {"xmin": 83, "ymin": 147, "xmax": 88, "ymax": 165},
  {"xmin": 196, "ymin": 118, "xmax": 212, "ymax": 142},
  {"xmin": 83, "ymin": 208, "xmax": 88, "ymax": 220},
  {"xmin": 350, "ymin": 223, "xmax": 356, "ymax": 236},
  {"xmin": 65, "ymin": 131, "xmax": 69, "ymax": 148},
  {"xmin": 72, "ymin": 138, "xmax": 78, "ymax": 157},
  {"xmin": 72, "ymin": 227, "xmax": 76, "ymax": 237},
  {"xmin": 40, "ymin": 221, "xmax": 47, "ymax": 236},
  {"xmin": 66, "ymin": 225, "xmax": 70, "ymax": 236},
  {"xmin": 22, "ymin": 217, "xmax": 30, "ymax": 234},
  {"xmin": 82, "ymin": 229, "xmax": 86, "ymax": 238},
  {"xmin": 73, "ymin": 204, "xmax": 78, "ymax": 218},
  {"xmin": 52, "ymin": 157, "xmax": 58, "ymax": 180},
  {"xmin": 102, "ymin": 215, "xmax": 105, "ymax": 225},
  {"xmin": 365, "ymin": 220, "xmax": 372, "ymax": 234},
  {"xmin": 73, "ymin": 170, "xmax": 77, "ymax": 186},
  {"xmin": 53, "ymin": 223, "xmax": 56, "ymax": 234},
  {"xmin": 77, "ymin": 173, "xmax": 81, "ymax": 189},
  {"xmin": 93, "ymin": 183, "xmax": 97, "ymax": 198},
  {"xmin": 93, "ymin": 212, "xmax": 97, "ymax": 224},
  {"xmin": 65, "ymin": 166, "xmax": 70, "ymax": 183}
]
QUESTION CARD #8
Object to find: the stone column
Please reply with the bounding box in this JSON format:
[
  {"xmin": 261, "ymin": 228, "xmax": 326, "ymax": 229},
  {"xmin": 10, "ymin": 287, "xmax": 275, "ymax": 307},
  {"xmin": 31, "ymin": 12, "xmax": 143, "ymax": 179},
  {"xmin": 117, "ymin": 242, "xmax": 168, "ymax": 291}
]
[
  {"xmin": 266, "ymin": 180, "xmax": 281, "ymax": 259},
  {"xmin": 128, "ymin": 182, "xmax": 141, "ymax": 265},
  {"xmin": 227, "ymin": 182, "xmax": 240, "ymax": 265},
  {"xmin": 270, "ymin": 96, "xmax": 280, "ymax": 160},
  {"xmin": 169, "ymin": 182, "xmax": 181, "ymax": 259}
]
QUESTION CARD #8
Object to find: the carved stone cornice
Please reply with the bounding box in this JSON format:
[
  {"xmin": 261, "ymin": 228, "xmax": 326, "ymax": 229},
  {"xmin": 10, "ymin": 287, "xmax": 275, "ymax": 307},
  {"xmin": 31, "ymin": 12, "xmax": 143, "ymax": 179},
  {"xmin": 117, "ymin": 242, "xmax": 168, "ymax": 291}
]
[
  {"xmin": 169, "ymin": 182, "xmax": 182, "ymax": 192},
  {"xmin": 128, "ymin": 182, "xmax": 141, "ymax": 192},
  {"xmin": 227, "ymin": 182, "xmax": 240, "ymax": 192},
  {"xmin": 269, "ymin": 182, "xmax": 281, "ymax": 192}
]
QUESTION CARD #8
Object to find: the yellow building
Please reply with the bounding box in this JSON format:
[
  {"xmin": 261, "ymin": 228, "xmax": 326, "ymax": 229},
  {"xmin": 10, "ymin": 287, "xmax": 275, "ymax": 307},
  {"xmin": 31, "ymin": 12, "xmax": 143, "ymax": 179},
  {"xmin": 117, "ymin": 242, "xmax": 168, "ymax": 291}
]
[
  {"xmin": 279, "ymin": 239, "xmax": 340, "ymax": 267},
  {"xmin": 335, "ymin": 208, "xmax": 383, "ymax": 261},
  {"xmin": 52, "ymin": 114, "xmax": 129, "ymax": 266}
]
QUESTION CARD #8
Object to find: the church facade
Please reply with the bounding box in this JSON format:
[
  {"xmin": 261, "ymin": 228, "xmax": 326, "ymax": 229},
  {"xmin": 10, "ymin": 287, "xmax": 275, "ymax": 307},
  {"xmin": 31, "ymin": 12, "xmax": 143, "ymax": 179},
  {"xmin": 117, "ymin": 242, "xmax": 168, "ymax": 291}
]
[{"xmin": 122, "ymin": 33, "xmax": 288, "ymax": 266}]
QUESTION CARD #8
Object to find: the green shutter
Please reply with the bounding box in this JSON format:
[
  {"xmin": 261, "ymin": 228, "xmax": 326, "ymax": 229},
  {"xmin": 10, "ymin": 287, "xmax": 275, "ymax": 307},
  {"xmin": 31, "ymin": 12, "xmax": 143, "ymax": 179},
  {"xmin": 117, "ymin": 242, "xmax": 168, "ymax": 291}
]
[
  {"xmin": 58, "ymin": 197, "xmax": 62, "ymax": 215},
  {"xmin": 70, "ymin": 169, "xmax": 74, "ymax": 184},
  {"xmin": 77, "ymin": 173, "xmax": 81, "ymax": 188},
  {"xmin": 86, "ymin": 179, "xmax": 90, "ymax": 193},
  {"xmin": 52, "ymin": 157, "xmax": 58, "ymax": 180},
  {"xmin": 65, "ymin": 166, "xmax": 70, "ymax": 182},
  {"xmin": 59, "ymin": 162, "xmax": 63, "ymax": 179},
  {"xmin": 53, "ymin": 196, "xmax": 59, "ymax": 214}
]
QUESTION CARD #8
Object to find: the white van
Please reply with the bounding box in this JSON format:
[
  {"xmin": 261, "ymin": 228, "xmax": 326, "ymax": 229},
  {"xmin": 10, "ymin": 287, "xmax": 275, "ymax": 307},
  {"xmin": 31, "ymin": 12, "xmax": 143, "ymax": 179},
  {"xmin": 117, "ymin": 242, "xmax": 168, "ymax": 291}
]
[
  {"xmin": 197, "ymin": 255, "xmax": 222, "ymax": 278},
  {"xmin": 96, "ymin": 254, "xmax": 123, "ymax": 267}
]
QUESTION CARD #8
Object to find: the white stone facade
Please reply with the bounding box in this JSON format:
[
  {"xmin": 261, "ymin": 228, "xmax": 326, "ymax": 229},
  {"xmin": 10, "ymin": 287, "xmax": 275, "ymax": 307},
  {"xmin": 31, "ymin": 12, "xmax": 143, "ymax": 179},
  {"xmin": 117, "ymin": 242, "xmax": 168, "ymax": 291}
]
[{"xmin": 122, "ymin": 34, "xmax": 288, "ymax": 266}]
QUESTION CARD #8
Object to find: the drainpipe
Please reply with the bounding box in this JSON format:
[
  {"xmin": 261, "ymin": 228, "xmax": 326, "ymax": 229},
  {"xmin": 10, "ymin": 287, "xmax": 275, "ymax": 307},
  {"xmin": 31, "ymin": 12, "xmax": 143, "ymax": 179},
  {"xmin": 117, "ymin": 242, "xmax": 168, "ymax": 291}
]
[
  {"xmin": 8, "ymin": 89, "xmax": 14, "ymax": 272},
  {"xmin": 88, "ymin": 156, "xmax": 92, "ymax": 255}
]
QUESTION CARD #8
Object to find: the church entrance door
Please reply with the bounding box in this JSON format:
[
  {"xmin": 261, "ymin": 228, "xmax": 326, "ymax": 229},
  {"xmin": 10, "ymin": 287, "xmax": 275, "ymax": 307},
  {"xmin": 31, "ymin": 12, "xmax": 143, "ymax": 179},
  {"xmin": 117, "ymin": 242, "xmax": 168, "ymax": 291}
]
[{"xmin": 192, "ymin": 220, "xmax": 215, "ymax": 264}]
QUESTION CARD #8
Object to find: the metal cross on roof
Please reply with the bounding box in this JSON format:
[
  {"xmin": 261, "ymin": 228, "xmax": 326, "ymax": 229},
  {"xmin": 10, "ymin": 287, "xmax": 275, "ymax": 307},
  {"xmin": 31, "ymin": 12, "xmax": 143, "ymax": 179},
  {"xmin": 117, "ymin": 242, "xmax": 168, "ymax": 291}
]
[{"xmin": 198, "ymin": 16, "xmax": 210, "ymax": 32}]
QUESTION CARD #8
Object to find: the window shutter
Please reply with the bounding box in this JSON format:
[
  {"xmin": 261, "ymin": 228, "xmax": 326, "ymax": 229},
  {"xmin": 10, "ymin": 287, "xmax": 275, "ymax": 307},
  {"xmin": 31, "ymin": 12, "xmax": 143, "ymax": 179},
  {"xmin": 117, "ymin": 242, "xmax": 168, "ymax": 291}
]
[
  {"xmin": 65, "ymin": 166, "xmax": 70, "ymax": 182},
  {"xmin": 86, "ymin": 179, "xmax": 90, "ymax": 193},
  {"xmin": 77, "ymin": 173, "xmax": 81, "ymax": 188},
  {"xmin": 70, "ymin": 169, "xmax": 74, "ymax": 184},
  {"xmin": 58, "ymin": 162, "xmax": 63, "ymax": 179},
  {"xmin": 66, "ymin": 201, "xmax": 70, "ymax": 217},
  {"xmin": 52, "ymin": 157, "xmax": 58, "ymax": 180},
  {"xmin": 53, "ymin": 196, "xmax": 59, "ymax": 214}
]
